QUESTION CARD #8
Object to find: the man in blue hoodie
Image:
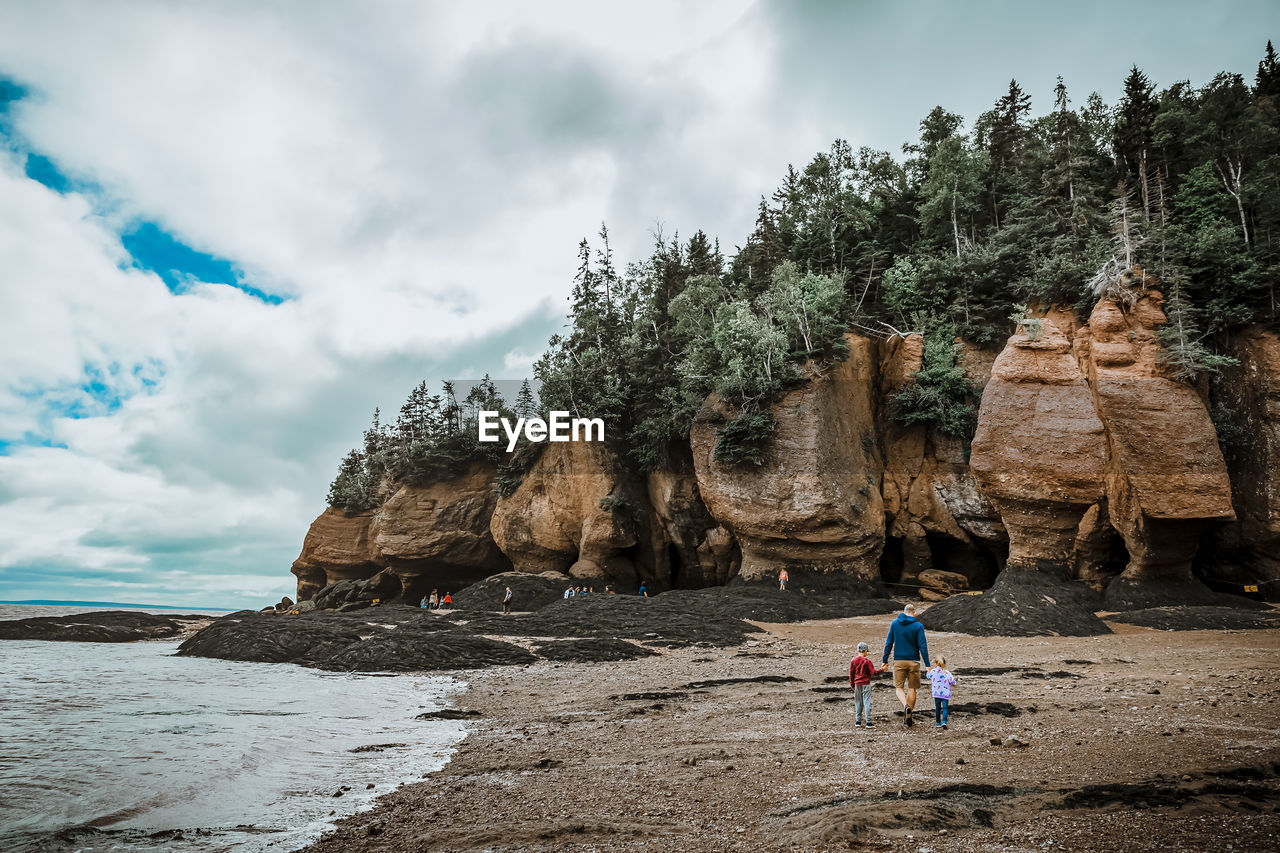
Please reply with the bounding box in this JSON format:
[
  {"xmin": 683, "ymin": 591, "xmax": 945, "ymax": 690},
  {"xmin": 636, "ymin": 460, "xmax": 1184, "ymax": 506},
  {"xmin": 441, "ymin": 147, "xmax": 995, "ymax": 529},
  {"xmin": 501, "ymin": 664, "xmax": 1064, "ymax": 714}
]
[{"xmin": 883, "ymin": 603, "xmax": 930, "ymax": 727}]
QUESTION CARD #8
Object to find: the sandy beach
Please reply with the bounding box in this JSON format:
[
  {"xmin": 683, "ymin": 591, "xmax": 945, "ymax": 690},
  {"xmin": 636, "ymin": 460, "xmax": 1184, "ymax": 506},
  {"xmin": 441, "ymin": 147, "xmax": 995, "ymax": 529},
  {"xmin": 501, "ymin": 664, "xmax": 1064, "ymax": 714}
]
[{"xmin": 301, "ymin": 611, "xmax": 1280, "ymax": 852}]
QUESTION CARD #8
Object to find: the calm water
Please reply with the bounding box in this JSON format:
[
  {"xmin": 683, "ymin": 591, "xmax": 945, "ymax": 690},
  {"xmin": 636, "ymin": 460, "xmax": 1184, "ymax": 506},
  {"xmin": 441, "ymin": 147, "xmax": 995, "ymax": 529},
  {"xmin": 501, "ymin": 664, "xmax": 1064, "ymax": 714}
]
[{"xmin": 0, "ymin": 609, "xmax": 466, "ymax": 852}]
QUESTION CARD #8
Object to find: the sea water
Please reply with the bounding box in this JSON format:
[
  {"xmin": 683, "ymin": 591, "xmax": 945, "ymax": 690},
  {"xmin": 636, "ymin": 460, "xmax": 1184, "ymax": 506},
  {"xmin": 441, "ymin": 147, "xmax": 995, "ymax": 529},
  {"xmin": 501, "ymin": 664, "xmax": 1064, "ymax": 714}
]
[{"xmin": 0, "ymin": 614, "xmax": 466, "ymax": 852}]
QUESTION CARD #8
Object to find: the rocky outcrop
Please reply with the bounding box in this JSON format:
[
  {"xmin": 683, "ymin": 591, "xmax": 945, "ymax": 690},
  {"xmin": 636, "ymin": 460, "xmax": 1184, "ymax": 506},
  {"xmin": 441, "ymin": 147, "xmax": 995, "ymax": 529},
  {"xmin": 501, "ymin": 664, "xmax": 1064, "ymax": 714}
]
[
  {"xmin": 646, "ymin": 444, "xmax": 740, "ymax": 587},
  {"xmin": 291, "ymin": 509, "xmax": 382, "ymax": 600},
  {"xmin": 0, "ymin": 611, "xmax": 212, "ymax": 642},
  {"xmin": 371, "ymin": 463, "xmax": 511, "ymax": 600},
  {"xmin": 970, "ymin": 319, "xmax": 1109, "ymax": 573},
  {"xmin": 290, "ymin": 463, "xmax": 509, "ymax": 603},
  {"xmin": 1074, "ymin": 284, "xmax": 1236, "ymax": 608},
  {"xmin": 1212, "ymin": 326, "xmax": 1280, "ymax": 599},
  {"xmin": 690, "ymin": 334, "xmax": 884, "ymax": 586},
  {"xmin": 879, "ymin": 334, "xmax": 1004, "ymax": 590},
  {"xmin": 489, "ymin": 441, "xmax": 656, "ymax": 586}
]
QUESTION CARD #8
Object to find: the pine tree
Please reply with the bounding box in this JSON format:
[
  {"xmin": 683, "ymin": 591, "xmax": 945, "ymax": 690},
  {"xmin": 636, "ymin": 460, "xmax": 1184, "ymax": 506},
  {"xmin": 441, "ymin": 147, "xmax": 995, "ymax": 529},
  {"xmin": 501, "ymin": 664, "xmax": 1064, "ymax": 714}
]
[
  {"xmin": 514, "ymin": 379, "xmax": 538, "ymax": 419},
  {"xmin": 1256, "ymin": 40, "xmax": 1280, "ymax": 99},
  {"xmin": 1114, "ymin": 66, "xmax": 1159, "ymax": 218}
]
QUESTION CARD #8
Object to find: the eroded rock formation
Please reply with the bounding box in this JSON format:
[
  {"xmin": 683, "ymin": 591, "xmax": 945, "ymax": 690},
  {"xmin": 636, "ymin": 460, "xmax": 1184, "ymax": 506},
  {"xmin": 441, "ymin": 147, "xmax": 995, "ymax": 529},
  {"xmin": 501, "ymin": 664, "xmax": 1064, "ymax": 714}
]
[
  {"xmin": 1075, "ymin": 285, "xmax": 1235, "ymax": 608},
  {"xmin": 285, "ymin": 286, "xmax": 1273, "ymax": 621},
  {"xmin": 970, "ymin": 319, "xmax": 1109, "ymax": 573},
  {"xmin": 371, "ymin": 463, "xmax": 511, "ymax": 600},
  {"xmin": 290, "ymin": 463, "xmax": 509, "ymax": 602},
  {"xmin": 1212, "ymin": 326, "xmax": 1280, "ymax": 599},
  {"xmin": 879, "ymin": 334, "xmax": 1004, "ymax": 589},
  {"xmin": 489, "ymin": 441, "xmax": 655, "ymax": 586},
  {"xmin": 690, "ymin": 334, "xmax": 884, "ymax": 586}
]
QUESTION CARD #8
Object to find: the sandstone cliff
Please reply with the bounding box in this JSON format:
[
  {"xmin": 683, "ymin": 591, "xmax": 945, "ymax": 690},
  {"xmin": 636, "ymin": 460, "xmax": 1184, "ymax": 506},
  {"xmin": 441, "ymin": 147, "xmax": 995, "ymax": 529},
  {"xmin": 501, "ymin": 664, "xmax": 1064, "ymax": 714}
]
[
  {"xmin": 290, "ymin": 291, "xmax": 1275, "ymax": 618},
  {"xmin": 689, "ymin": 334, "xmax": 885, "ymax": 587},
  {"xmin": 970, "ymin": 319, "xmax": 1109, "ymax": 573},
  {"xmin": 879, "ymin": 333, "xmax": 1004, "ymax": 593},
  {"xmin": 489, "ymin": 441, "xmax": 653, "ymax": 585},
  {"xmin": 291, "ymin": 462, "xmax": 509, "ymax": 601},
  {"xmin": 1212, "ymin": 326, "xmax": 1280, "ymax": 599},
  {"xmin": 1074, "ymin": 284, "xmax": 1236, "ymax": 608}
]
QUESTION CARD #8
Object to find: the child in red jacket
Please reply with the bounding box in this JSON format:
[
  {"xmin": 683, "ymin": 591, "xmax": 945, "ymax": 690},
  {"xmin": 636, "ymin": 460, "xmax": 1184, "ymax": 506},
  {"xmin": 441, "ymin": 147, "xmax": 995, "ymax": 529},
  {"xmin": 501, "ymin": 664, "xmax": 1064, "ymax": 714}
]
[{"xmin": 849, "ymin": 641, "xmax": 886, "ymax": 728}]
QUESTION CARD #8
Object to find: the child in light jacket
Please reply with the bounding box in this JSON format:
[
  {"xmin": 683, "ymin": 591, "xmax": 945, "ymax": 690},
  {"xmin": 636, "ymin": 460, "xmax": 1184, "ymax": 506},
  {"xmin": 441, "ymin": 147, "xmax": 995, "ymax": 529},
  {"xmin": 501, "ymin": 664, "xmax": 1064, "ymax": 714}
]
[{"xmin": 927, "ymin": 656, "xmax": 957, "ymax": 730}]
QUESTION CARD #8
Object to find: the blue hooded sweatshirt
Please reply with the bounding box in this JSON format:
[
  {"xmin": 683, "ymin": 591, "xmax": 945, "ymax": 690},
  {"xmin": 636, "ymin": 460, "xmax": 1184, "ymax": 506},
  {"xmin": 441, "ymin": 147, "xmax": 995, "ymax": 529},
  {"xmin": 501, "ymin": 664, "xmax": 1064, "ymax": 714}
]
[{"xmin": 883, "ymin": 612, "xmax": 930, "ymax": 667}]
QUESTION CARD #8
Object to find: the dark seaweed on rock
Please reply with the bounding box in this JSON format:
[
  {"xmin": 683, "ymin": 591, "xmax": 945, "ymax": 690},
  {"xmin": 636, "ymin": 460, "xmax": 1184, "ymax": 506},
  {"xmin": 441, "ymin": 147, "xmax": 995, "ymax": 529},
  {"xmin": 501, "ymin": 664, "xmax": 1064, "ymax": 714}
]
[
  {"xmin": 1102, "ymin": 577, "xmax": 1271, "ymax": 612},
  {"xmin": 177, "ymin": 607, "xmax": 535, "ymax": 672},
  {"xmin": 657, "ymin": 585, "xmax": 900, "ymax": 623},
  {"xmin": 450, "ymin": 572, "xmax": 572, "ymax": 613},
  {"xmin": 534, "ymin": 638, "xmax": 658, "ymax": 662},
  {"xmin": 919, "ymin": 569, "xmax": 1112, "ymax": 637},
  {"xmin": 0, "ymin": 610, "xmax": 209, "ymax": 643},
  {"xmin": 1104, "ymin": 605, "xmax": 1280, "ymax": 631},
  {"xmin": 450, "ymin": 593, "xmax": 763, "ymax": 647}
]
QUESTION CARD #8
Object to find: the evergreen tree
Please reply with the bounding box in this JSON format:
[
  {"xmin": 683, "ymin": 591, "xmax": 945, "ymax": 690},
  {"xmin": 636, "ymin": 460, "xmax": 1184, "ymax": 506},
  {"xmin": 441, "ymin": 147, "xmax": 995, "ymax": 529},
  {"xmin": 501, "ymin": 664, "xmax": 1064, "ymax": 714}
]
[{"xmin": 514, "ymin": 379, "xmax": 538, "ymax": 419}]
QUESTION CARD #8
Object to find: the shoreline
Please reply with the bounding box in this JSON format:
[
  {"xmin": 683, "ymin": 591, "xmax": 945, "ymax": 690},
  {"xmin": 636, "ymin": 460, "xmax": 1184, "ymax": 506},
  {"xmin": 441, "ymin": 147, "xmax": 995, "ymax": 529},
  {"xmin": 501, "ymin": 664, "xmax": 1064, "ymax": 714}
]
[{"xmin": 299, "ymin": 612, "xmax": 1280, "ymax": 853}]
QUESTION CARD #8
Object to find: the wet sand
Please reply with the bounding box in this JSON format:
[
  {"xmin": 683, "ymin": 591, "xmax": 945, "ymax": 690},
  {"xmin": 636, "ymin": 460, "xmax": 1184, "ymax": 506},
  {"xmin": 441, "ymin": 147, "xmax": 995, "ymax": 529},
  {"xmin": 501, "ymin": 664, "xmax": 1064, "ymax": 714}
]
[{"xmin": 302, "ymin": 611, "xmax": 1280, "ymax": 852}]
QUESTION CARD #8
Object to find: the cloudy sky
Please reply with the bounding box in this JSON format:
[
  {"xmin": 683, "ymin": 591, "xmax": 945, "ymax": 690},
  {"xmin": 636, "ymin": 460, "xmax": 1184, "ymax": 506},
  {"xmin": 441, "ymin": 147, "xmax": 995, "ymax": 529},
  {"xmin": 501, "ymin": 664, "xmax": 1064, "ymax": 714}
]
[{"xmin": 1, "ymin": 1, "xmax": 1276, "ymax": 609}]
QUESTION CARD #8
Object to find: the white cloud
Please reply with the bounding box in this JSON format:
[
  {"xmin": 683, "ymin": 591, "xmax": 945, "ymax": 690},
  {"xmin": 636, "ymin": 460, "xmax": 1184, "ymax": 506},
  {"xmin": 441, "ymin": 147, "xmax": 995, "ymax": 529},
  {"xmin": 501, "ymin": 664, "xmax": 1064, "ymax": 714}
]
[{"xmin": 0, "ymin": 0, "xmax": 797, "ymax": 610}]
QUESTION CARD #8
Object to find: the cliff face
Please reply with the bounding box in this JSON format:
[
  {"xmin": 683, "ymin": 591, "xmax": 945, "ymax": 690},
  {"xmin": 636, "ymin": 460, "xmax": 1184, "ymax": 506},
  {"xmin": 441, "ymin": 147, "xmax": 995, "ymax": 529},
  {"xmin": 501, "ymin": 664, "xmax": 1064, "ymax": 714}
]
[
  {"xmin": 292, "ymin": 297, "xmax": 1275, "ymax": 611},
  {"xmin": 689, "ymin": 334, "xmax": 885, "ymax": 586},
  {"xmin": 489, "ymin": 441, "xmax": 651, "ymax": 584},
  {"xmin": 1075, "ymin": 288, "xmax": 1235, "ymax": 607},
  {"xmin": 969, "ymin": 320, "xmax": 1108, "ymax": 574},
  {"xmin": 291, "ymin": 463, "xmax": 509, "ymax": 601},
  {"xmin": 969, "ymin": 283, "xmax": 1241, "ymax": 608},
  {"xmin": 1213, "ymin": 326, "xmax": 1280, "ymax": 598},
  {"xmin": 879, "ymin": 334, "xmax": 1004, "ymax": 591}
]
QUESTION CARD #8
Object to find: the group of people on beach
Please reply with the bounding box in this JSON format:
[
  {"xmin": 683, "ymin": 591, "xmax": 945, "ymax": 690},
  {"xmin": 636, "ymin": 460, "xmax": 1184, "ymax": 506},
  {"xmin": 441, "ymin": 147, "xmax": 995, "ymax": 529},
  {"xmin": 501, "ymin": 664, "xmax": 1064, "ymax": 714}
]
[
  {"xmin": 563, "ymin": 584, "xmax": 623, "ymax": 599},
  {"xmin": 419, "ymin": 590, "xmax": 452, "ymax": 610},
  {"xmin": 850, "ymin": 603, "xmax": 955, "ymax": 729}
]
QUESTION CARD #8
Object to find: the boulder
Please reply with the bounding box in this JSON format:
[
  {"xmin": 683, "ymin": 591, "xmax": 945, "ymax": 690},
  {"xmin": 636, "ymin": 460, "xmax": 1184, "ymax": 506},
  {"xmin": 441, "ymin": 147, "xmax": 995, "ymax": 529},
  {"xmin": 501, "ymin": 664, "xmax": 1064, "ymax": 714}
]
[
  {"xmin": 917, "ymin": 569, "xmax": 970, "ymax": 595},
  {"xmin": 690, "ymin": 333, "xmax": 885, "ymax": 585}
]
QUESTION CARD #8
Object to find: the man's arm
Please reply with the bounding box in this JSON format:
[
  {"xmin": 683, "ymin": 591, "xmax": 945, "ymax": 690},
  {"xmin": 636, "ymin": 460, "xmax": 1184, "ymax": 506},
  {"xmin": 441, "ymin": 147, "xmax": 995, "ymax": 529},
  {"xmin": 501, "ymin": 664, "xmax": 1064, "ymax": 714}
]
[
  {"xmin": 882, "ymin": 626, "xmax": 894, "ymax": 665},
  {"xmin": 918, "ymin": 628, "xmax": 930, "ymax": 669}
]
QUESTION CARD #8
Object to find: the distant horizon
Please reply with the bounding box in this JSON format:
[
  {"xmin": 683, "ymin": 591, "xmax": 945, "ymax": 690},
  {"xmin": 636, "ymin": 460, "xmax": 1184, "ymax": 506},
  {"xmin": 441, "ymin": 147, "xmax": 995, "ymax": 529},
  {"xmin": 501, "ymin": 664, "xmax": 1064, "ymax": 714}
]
[{"xmin": 0, "ymin": 599, "xmax": 236, "ymax": 612}]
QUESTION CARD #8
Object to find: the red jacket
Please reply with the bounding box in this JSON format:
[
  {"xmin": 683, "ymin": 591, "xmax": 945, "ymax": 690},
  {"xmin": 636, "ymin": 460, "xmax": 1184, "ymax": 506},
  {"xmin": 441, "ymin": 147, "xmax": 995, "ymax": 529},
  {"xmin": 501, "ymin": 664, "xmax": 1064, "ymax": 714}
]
[{"xmin": 849, "ymin": 655, "xmax": 877, "ymax": 687}]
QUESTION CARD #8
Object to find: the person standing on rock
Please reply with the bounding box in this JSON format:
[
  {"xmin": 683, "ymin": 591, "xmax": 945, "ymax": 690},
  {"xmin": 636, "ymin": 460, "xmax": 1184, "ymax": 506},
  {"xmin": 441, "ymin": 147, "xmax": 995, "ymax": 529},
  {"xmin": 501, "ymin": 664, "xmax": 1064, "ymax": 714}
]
[
  {"xmin": 882, "ymin": 603, "xmax": 930, "ymax": 727},
  {"xmin": 779, "ymin": 568, "xmax": 789, "ymax": 591},
  {"xmin": 502, "ymin": 586, "xmax": 513, "ymax": 614},
  {"xmin": 428, "ymin": 590, "xmax": 439, "ymax": 610}
]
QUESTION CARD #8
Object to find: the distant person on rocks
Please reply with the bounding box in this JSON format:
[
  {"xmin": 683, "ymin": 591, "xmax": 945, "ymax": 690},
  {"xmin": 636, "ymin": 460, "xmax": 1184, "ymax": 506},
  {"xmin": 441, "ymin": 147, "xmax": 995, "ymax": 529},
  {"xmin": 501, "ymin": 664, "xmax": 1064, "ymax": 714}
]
[
  {"xmin": 419, "ymin": 595, "xmax": 428, "ymax": 610},
  {"xmin": 638, "ymin": 583, "xmax": 648, "ymax": 598},
  {"xmin": 882, "ymin": 603, "xmax": 930, "ymax": 728},
  {"xmin": 564, "ymin": 587, "xmax": 573, "ymax": 599},
  {"xmin": 848, "ymin": 641, "xmax": 882, "ymax": 728},
  {"xmin": 502, "ymin": 586, "xmax": 513, "ymax": 614},
  {"xmin": 779, "ymin": 568, "xmax": 789, "ymax": 591},
  {"xmin": 927, "ymin": 655, "xmax": 957, "ymax": 730},
  {"xmin": 429, "ymin": 590, "xmax": 439, "ymax": 610},
  {"xmin": 442, "ymin": 592, "xmax": 452, "ymax": 607}
]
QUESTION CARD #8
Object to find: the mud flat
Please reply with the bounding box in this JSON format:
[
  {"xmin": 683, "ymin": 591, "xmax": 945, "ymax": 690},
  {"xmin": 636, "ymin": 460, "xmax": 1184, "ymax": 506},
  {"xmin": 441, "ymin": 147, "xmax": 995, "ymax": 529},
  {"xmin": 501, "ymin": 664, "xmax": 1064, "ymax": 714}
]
[{"xmin": 299, "ymin": 608, "xmax": 1280, "ymax": 853}]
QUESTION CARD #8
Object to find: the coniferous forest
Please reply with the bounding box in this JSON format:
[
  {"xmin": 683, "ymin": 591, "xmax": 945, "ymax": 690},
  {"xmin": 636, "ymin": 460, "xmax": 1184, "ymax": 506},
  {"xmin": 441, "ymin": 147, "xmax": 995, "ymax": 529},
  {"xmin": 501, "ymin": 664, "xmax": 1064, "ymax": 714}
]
[{"xmin": 329, "ymin": 46, "xmax": 1280, "ymax": 510}]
